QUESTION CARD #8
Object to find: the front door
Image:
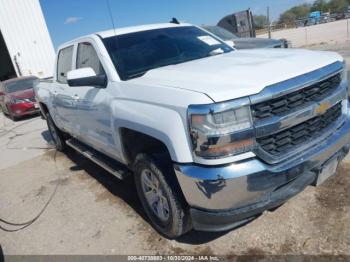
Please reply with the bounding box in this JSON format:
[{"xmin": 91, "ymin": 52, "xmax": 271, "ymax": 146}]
[{"xmin": 71, "ymin": 41, "xmax": 118, "ymax": 158}]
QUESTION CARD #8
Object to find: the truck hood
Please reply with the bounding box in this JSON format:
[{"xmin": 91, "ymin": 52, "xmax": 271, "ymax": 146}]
[{"xmin": 130, "ymin": 49, "xmax": 343, "ymax": 103}]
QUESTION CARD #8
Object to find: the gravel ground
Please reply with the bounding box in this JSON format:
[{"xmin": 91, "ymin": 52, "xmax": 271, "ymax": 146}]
[
  {"xmin": 1, "ymin": 149, "xmax": 350, "ymax": 256},
  {"xmin": 0, "ymin": 43, "xmax": 350, "ymax": 257},
  {"xmin": 259, "ymin": 19, "xmax": 350, "ymax": 48}
]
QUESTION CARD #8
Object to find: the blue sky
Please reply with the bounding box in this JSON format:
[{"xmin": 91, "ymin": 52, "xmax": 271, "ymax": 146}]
[{"xmin": 40, "ymin": 0, "xmax": 313, "ymax": 48}]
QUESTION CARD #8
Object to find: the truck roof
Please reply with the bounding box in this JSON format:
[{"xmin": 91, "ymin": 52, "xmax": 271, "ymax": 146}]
[{"xmin": 59, "ymin": 23, "xmax": 193, "ymax": 49}]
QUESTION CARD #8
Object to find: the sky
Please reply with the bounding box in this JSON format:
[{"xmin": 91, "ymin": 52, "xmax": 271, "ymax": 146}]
[{"xmin": 40, "ymin": 0, "xmax": 313, "ymax": 48}]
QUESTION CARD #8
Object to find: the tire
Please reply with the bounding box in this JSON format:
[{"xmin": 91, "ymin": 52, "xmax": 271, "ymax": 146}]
[
  {"xmin": 9, "ymin": 113, "xmax": 17, "ymax": 121},
  {"xmin": 1, "ymin": 106, "xmax": 7, "ymax": 116},
  {"xmin": 134, "ymin": 153, "xmax": 192, "ymax": 238},
  {"xmin": 6, "ymin": 106, "xmax": 17, "ymax": 121},
  {"xmin": 46, "ymin": 113, "xmax": 66, "ymax": 151}
]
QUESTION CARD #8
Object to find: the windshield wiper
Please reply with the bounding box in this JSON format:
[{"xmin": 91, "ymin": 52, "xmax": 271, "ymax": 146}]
[
  {"xmin": 125, "ymin": 71, "xmax": 148, "ymax": 80},
  {"xmin": 208, "ymin": 48, "xmax": 225, "ymax": 57}
]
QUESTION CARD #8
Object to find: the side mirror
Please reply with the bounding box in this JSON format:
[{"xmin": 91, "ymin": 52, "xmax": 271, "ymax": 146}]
[
  {"xmin": 67, "ymin": 68, "xmax": 107, "ymax": 88},
  {"xmin": 225, "ymin": 40, "xmax": 236, "ymax": 48}
]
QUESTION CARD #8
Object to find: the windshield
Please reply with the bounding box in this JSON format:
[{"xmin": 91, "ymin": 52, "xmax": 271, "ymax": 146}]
[
  {"xmin": 5, "ymin": 79, "xmax": 36, "ymax": 93},
  {"xmin": 102, "ymin": 26, "xmax": 233, "ymax": 80},
  {"xmin": 203, "ymin": 26, "xmax": 238, "ymax": 41}
]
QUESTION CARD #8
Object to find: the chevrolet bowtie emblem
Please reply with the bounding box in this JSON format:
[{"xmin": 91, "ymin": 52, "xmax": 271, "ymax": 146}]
[{"xmin": 315, "ymin": 102, "xmax": 331, "ymax": 115}]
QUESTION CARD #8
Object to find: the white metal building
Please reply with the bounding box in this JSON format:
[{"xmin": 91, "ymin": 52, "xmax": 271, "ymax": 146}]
[{"xmin": 0, "ymin": 0, "xmax": 55, "ymax": 81}]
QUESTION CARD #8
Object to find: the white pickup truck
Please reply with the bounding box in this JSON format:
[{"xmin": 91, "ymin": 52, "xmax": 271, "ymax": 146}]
[{"xmin": 35, "ymin": 22, "xmax": 350, "ymax": 238}]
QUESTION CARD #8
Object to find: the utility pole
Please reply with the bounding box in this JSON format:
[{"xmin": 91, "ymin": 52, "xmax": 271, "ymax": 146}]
[
  {"xmin": 267, "ymin": 6, "xmax": 271, "ymax": 39},
  {"xmin": 305, "ymin": 27, "xmax": 308, "ymax": 46}
]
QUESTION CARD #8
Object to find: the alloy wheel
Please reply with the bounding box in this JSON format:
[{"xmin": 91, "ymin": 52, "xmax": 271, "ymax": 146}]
[{"xmin": 141, "ymin": 169, "xmax": 170, "ymax": 222}]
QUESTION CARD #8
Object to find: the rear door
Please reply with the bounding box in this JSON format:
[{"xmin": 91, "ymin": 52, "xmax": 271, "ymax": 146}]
[{"xmin": 53, "ymin": 45, "xmax": 78, "ymax": 134}]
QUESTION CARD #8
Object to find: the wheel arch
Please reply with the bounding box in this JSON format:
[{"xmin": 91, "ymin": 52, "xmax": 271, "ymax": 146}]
[
  {"xmin": 120, "ymin": 127, "xmax": 174, "ymax": 166},
  {"xmin": 39, "ymin": 102, "xmax": 49, "ymax": 119},
  {"xmin": 112, "ymin": 100, "xmax": 194, "ymax": 165}
]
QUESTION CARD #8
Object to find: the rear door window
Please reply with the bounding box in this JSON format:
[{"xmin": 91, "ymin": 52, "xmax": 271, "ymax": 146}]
[{"xmin": 57, "ymin": 46, "xmax": 73, "ymax": 84}]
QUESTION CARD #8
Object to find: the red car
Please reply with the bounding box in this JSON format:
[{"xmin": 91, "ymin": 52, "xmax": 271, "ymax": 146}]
[{"xmin": 0, "ymin": 76, "xmax": 39, "ymax": 121}]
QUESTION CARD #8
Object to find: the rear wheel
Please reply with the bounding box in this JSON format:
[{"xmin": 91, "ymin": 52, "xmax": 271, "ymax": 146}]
[
  {"xmin": 46, "ymin": 113, "xmax": 66, "ymax": 151},
  {"xmin": 134, "ymin": 153, "xmax": 191, "ymax": 238}
]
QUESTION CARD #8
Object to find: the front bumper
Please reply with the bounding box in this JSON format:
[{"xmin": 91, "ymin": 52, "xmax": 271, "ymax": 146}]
[
  {"xmin": 9, "ymin": 103, "xmax": 39, "ymax": 117},
  {"xmin": 174, "ymin": 116, "xmax": 350, "ymax": 232}
]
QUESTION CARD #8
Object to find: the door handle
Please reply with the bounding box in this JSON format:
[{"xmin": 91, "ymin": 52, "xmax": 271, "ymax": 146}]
[{"xmin": 72, "ymin": 94, "xmax": 80, "ymax": 101}]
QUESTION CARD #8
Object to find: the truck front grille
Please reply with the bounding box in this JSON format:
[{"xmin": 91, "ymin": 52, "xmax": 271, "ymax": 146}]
[
  {"xmin": 252, "ymin": 73, "xmax": 341, "ymax": 120},
  {"xmin": 257, "ymin": 102, "xmax": 342, "ymax": 155}
]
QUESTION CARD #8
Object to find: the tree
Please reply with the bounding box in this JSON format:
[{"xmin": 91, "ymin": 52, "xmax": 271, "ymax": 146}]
[
  {"xmin": 254, "ymin": 15, "xmax": 268, "ymax": 29},
  {"xmin": 289, "ymin": 4, "xmax": 311, "ymax": 18},
  {"xmin": 310, "ymin": 0, "xmax": 329, "ymax": 12},
  {"xmin": 279, "ymin": 4, "xmax": 311, "ymax": 24},
  {"xmin": 279, "ymin": 11, "xmax": 297, "ymax": 24},
  {"xmin": 328, "ymin": 0, "xmax": 348, "ymax": 12}
]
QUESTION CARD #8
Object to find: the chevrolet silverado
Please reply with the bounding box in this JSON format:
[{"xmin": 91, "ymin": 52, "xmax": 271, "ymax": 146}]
[{"xmin": 35, "ymin": 23, "xmax": 349, "ymax": 238}]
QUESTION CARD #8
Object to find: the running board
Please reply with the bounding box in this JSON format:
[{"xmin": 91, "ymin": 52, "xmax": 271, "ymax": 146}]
[{"xmin": 66, "ymin": 138, "xmax": 130, "ymax": 180}]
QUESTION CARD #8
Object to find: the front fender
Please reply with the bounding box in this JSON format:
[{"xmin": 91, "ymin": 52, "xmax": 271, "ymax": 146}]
[{"xmin": 112, "ymin": 99, "xmax": 194, "ymax": 163}]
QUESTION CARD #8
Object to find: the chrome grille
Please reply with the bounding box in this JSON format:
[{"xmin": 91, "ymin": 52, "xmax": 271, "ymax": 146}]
[
  {"xmin": 252, "ymin": 73, "xmax": 341, "ymax": 120},
  {"xmin": 257, "ymin": 102, "xmax": 342, "ymax": 156}
]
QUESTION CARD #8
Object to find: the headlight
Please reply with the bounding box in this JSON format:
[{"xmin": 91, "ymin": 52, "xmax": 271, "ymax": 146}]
[
  {"xmin": 11, "ymin": 97, "xmax": 27, "ymax": 104},
  {"xmin": 188, "ymin": 98, "xmax": 256, "ymax": 160}
]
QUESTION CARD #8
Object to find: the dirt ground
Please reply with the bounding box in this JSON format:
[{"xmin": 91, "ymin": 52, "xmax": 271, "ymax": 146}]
[
  {"xmin": 259, "ymin": 19, "xmax": 350, "ymax": 48},
  {"xmin": 0, "ymin": 43, "xmax": 350, "ymax": 257}
]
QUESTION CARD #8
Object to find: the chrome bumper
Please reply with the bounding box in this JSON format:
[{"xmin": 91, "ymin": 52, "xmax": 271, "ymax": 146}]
[{"xmin": 174, "ymin": 116, "xmax": 350, "ymax": 231}]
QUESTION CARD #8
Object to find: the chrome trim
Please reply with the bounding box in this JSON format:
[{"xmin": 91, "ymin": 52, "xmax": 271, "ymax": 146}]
[
  {"xmin": 175, "ymin": 116, "xmax": 350, "ymax": 211},
  {"xmin": 341, "ymin": 60, "xmax": 347, "ymax": 83},
  {"xmin": 255, "ymin": 82, "xmax": 347, "ymax": 138},
  {"xmin": 188, "ymin": 97, "xmax": 250, "ymax": 115},
  {"xmin": 193, "ymin": 151, "xmax": 256, "ymax": 166},
  {"xmin": 256, "ymin": 113, "xmax": 346, "ymax": 165},
  {"xmin": 251, "ymin": 61, "xmax": 346, "ymax": 164},
  {"xmin": 250, "ymin": 61, "xmax": 344, "ymax": 105}
]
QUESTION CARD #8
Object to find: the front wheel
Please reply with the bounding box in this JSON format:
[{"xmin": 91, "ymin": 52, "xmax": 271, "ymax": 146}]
[
  {"xmin": 1, "ymin": 106, "xmax": 7, "ymax": 116},
  {"xmin": 46, "ymin": 113, "xmax": 66, "ymax": 151},
  {"xmin": 134, "ymin": 153, "xmax": 192, "ymax": 238},
  {"xmin": 6, "ymin": 106, "xmax": 17, "ymax": 121}
]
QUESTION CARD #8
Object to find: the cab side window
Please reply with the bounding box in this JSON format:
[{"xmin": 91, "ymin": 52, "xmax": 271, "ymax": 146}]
[
  {"xmin": 57, "ymin": 45, "xmax": 74, "ymax": 84},
  {"xmin": 76, "ymin": 42, "xmax": 105, "ymax": 75}
]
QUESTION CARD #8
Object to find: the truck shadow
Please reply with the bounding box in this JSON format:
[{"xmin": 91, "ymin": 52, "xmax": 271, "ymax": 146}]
[
  {"xmin": 41, "ymin": 130, "xmax": 52, "ymax": 144},
  {"xmin": 176, "ymin": 218, "xmax": 255, "ymax": 244},
  {"xmin": 62, "ymin": 148, "xmax": 238, "ymax": 244},
  {"xmin": 63, "ymin": 148, "xmax": 147, "ymax": 220},
  {"xmin": 0, "ymin": 244, "xmax": 3, "ymax": 262}
]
